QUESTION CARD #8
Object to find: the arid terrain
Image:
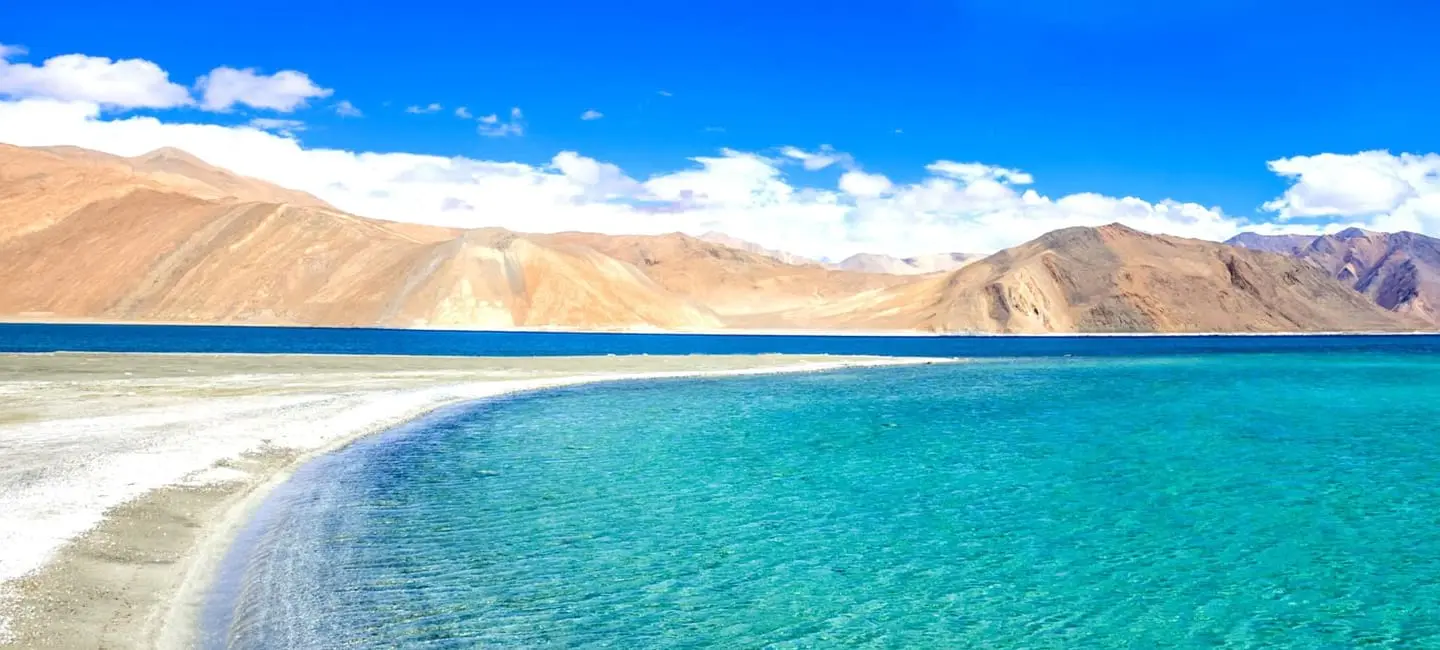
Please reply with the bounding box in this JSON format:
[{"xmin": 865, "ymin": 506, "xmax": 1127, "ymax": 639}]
[
  {"xmin": 1230, "ymin": 229, "xmax": 1440, "ymax": 326},
  {"xmin": 0, "ymin": 143, "xmax": 1430, "ymax": 333}
]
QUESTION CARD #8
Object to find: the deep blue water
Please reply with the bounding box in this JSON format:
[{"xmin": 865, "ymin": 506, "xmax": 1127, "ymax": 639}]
[
  {"xmin": 207, "ymin": 350, "xmax": 1440, "ymax": 648},
  {"xmin": 4, "ymin": 322, "xmax": 1440, "ymax": 357}
]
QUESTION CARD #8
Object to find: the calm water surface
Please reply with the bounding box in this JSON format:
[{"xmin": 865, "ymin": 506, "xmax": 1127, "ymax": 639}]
[
  {"xmin": 208, "ymin": 352, "xmax": 1440, "ymax": 648},
  {"xmin": 5, "ymin": 322, "xmax": 1440, "ymax": 357}
]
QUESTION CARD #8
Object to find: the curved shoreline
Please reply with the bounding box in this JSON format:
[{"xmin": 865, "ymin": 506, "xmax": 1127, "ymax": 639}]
[{"xmin": 0, "ymin": 354, "xmax": 946, "ymax": 649}]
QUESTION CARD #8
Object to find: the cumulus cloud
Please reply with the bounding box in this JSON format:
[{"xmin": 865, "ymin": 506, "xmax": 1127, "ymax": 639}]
[
  {"xmin": 0, "ymin": 45, "xmax": 192, "ymax": 109},
  {"xmin": 580, "ymin": 109, "xmax": 603, "ymax": 121},
  {"xmin": 333, "ymin": 100, "xmax": 362, "ymax": 117},
  {"xmin": 0, "ymin": 96, "xmax": 1263, "ymax": 259},
  {"xmin": 12, "ymin": 91, "xmax": 1440, "ymax": 258},
  {"xmin": 454, "ymin": 106, "xmax": 472, "ymax": 119},
  {"xmin": 478, "ymin": 107, "xmax": 524, "ymax": 137},
  {"xmin": 405, "ymin": 103, "xmax": 442, "ymax": 114},
  {"xmin": 197, "ymin": 67, "xmax": 331, "ymax": 112},
  {"xmin": 839, "ymin": 170, "xmax": 893, "ymax": 198},
  {"xmin": 1263, "ymin": 151, "xmax": 1440, "ymax": 222}
]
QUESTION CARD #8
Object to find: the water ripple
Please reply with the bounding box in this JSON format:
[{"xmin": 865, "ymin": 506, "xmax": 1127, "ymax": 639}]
[{"xmin": 210, "ymin": 357, "xmax": 1440, "ymax": 648}]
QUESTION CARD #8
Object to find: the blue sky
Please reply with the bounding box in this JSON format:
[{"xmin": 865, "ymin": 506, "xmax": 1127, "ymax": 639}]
[{"xmin": 4, "ymin": 0, "xmax": 1440, "ymax": 256}]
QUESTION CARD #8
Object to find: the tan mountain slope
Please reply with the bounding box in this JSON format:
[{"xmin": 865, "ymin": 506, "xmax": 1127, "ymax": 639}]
[
  {"xmin": 790, "ymin": 224, "xmax": 1417, "ymax": 333},
  {"xmin": 0, "ymin": 145, "xmax": 719, "ymax": 330},
  {"xmin": 534, "ymin": 231, "xmax": 911, "ymax": 324},
  {"xmin": 0, "ymin": 144, "xmax": 330, "ymax": 243},
  {"xmin": 38, "ymin": 145, "xmax": 332, "ymax": 208}
]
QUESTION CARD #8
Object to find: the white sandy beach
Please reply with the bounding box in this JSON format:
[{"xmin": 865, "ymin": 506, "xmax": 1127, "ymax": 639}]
[{"xmin": 0, "ymin": 352, "xmax": 941, "ymax": 649}]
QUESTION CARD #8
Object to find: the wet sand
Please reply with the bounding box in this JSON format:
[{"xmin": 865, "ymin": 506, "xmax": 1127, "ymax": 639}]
[{"xmin": 0, "ymin": 353, "xmax": 940, "ymax": 649}]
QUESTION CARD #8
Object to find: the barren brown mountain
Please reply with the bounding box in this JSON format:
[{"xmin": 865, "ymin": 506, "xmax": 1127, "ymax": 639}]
[
  {"xmin": 0, "ymin": 144, "xmax": 721, "ymax": 329},
  {"xmin": 780, "ymin": 225, "xmax": 1417, "ymax": 333},
  {"xmin": 534, "ymin": 231, "xmax": 909, "ymax": 323},
  {"xmin": 0, "ymin": 143, "xmax": 1426, "ymax": 333}
]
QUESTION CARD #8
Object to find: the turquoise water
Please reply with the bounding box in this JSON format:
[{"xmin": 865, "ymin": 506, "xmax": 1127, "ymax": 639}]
[{"xmin": 210, "ymin": 353, "xmax": 1440, "ymax": 648}]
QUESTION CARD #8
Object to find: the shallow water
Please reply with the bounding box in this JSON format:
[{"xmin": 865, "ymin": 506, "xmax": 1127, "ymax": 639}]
[{"xmin": 210, "ymin": 354, "xmax": 1440, "ymax": 648}]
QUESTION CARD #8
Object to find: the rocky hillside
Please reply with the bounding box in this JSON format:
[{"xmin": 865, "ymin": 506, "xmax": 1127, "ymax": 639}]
[
  {"xmin": 1229, "ymin": 227, "xmax": 1440, "ymax": 325},
  {"xmin": 788, "ymin": 225, "xmax": 1417, "ymax": 333}
]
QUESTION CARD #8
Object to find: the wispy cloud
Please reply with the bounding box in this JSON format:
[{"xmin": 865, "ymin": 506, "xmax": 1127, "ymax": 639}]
[
  {"xmin": 455, "ymin": 106, "xmax": 472, "ymax": 119},
  {"xmin": 247, "ymin": 117, "xmax": 305, "ymax": 135},
  {"xmin": 780, "ymin": 144, "xmax": 856, "ymax": 171},
  {"xmin": 657, "ymin": 90, "xmax": 672, "ymax": 97},
  {"xmin": 580, "ymin": 109, "xmax": 603, "ymax": 121},
  {"xmin": 333, "ymin": 100, "xmax": 361, "ymax": 117},
  {"xmin": 405, "ymin": 102, "xmax": 442, "ymax": 114},
  {"xmin": 478, "ymin": 106, "xmax": 524, "ymax": 137}
]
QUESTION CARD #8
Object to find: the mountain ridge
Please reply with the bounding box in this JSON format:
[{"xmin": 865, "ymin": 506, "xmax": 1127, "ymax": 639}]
[{"xmin": 0, "ymin": 143, "xmax": 1427, "ymax": 334}]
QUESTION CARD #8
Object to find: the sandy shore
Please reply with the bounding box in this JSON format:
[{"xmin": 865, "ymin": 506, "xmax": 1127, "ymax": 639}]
[{"xmin": 0, "ymin": 352, "xmax": 942, "ymax": 649}]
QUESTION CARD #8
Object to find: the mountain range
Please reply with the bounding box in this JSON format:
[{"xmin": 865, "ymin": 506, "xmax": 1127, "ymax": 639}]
[{"xmin": 0, "ymin": 143, "xmax": 1431, "ymax": 333}]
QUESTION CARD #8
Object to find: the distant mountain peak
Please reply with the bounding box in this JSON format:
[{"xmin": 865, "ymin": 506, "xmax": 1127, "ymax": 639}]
[
  {"xmin": 1225, "ymin": 232, "xmax": 1319, "ymax": 255},
  {"xmin": 694, "ymin": 231, "xmax": 820, "ymax": 267},
  {"xmin": 1334, "ymin": 226, "xmax": 1380, "ymax": 239},
  {"xmin": 837, "ymin": 251, "xmax": 981, "ymax": 275}
]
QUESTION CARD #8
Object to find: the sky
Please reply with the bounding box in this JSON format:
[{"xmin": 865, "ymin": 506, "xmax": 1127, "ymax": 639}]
[{"xmin": 3, "ymin": 0, "xmax": 1440, "ymax": 259}]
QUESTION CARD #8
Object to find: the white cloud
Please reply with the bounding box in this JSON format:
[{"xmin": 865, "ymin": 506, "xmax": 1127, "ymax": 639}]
[
  {"xmin": 657, "ymin": 90, "xmax": 672, "ymax": 97},
  {"xmin": 197, "ymin": 67, "xmax": 331, "ymax": 112},
  {"xmin": 247, "ymin": 118, "xmax": 305, "ymax": 135},
  {"xmin": 405, "ymin": 103, "xmax": 442, "ymax": 114},
  {"xmin": 580, "ymin": 109, "xmax": 603, "ymax": 121},
  {"xmin": 333, "ymin": 100, "xmax": 362, "ymax": 117},
  {"xmin": 11, "ymin": 91, "xmax": 1440, "ymax": 259},
  {"xmin": 1263, "ymin": 151, "xmax": 1440, "ymax": 221},
  {"xmin": 478, "ymin": 107, "xmax": 524, "ymax": 137},
  {"xmin": 0, "ymin": 96, "xmax": 1260, "ymax": 259},
  {"xmin": 0, "ymin": 45, "xmax": 192, "ymax": 109},
  {"xmin": 780, "ymin": 144, "xmax": 855, "ymax": 171},
  {"xmin": 926, "ymin": 160, "xmax": 1034, "ymax": 185},
  {"xmin": 839, "ymin": 170, "xmax": 893, "ymax": 198},
  {"xmin": 455, "ymin": 106, "xmax": 472, "ymax": 119}
]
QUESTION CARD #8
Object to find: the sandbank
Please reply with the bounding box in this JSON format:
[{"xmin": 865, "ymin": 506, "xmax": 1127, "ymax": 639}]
[{"xmin": 0, "ymin": 352, "xmax": 942, "ymax": 648}]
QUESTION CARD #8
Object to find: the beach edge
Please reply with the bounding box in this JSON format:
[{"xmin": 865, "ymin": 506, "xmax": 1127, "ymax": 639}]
[{"xmin": 1, "ymin": 356, "xmax": 947, "ymax": 649}]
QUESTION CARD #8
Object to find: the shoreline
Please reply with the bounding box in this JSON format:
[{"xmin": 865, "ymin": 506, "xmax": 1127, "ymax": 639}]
[
  {"xmin": 0, "ymin": 353, "xmax": 946, "ymax": 649},
  {"xmin": 0, "ymin": 318, "xmax": 1433, "ymax": 338}
]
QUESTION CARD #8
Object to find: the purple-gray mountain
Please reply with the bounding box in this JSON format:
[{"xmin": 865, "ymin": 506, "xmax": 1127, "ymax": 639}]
[{"xmin": 1228, "ymin": 228, "xmax": 1440, "ymax": 325}]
